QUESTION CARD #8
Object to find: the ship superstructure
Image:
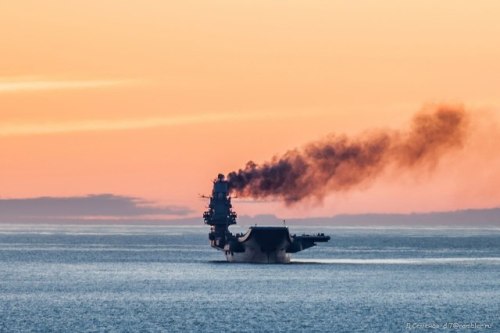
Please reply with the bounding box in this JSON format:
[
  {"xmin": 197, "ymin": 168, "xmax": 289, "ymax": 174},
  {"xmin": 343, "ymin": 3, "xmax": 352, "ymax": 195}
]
[{"xmin": 203, "ymin": 174, "xmax": 330, "ymax": 263}]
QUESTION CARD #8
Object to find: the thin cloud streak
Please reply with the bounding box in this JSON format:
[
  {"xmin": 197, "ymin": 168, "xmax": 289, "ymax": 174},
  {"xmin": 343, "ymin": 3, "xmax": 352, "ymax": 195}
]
[
  {"xmin": 0, "ymin": 78, "xmax": 136, "ymax": 93},
  {"xmin": 0, "ymin": 111, "xmax": 317, "ymax": 136}
]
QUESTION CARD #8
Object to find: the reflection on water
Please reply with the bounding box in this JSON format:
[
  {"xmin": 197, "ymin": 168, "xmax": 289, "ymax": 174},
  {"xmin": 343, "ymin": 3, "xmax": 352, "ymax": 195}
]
[{"xmin": 0, "ymin": 224, "xmax": 499, "ymax": 332}]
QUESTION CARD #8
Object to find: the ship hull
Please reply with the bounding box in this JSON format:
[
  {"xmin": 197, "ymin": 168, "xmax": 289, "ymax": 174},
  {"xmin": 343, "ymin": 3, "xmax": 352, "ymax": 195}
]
[
  {"xmin": 224, "ymin": 238, "xmax": 291, "ymax": 263},
  {"xmin": 224, "ymin": 226, "xmax": 292, "ymax": 263}
]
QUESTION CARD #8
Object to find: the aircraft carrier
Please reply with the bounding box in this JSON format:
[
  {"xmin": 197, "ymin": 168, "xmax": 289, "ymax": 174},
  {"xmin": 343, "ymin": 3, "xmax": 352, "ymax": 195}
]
[{"xmin": 203, "ymin": 174, "xmax": 330, "ymax": 263}]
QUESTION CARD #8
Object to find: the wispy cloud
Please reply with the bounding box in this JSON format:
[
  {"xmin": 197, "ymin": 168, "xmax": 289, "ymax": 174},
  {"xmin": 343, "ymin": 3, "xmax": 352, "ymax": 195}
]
[
  {"xmin": 0, "ymin": 194, "xmax": 192, "ymax": 223},
  {"xmin": 0, "ymin": 111, "xmax": 312, "ymax": 136},
  {"xmin": 0, "ymin": 77, "xmax": 135, "ymax": 93}
]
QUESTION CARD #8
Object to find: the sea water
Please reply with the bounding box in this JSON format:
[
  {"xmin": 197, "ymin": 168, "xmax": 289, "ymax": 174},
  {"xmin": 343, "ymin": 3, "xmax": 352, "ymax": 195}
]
[{"xmin": 0, "ymin": 224, "xmax": 498, "ymax": 332}]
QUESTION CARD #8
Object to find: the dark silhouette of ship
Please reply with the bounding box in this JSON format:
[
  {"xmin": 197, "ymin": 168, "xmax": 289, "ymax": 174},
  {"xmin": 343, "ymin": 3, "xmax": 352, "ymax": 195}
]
[{"xmin": 203, "ymin": 174, "xmax": 330, "ymax": 263}]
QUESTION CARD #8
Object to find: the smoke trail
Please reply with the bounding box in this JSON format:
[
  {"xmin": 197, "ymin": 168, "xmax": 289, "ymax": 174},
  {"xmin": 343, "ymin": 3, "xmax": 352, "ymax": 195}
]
[{"xmin": 227, "ymin": 105, "xmax": 469, "ymax": 204}]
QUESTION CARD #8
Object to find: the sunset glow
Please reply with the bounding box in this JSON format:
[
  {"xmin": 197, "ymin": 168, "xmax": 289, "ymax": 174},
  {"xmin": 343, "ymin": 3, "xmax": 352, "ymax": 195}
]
[{"xmin": 1, "ymin": 0, "xmax": 499, "ymax": 219}]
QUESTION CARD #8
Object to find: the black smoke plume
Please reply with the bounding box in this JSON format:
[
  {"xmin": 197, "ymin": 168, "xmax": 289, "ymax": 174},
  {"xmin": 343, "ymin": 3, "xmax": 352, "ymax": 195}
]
[{"xmin": 227, "ymin": 105, "xmax": 469, "ymax": 204}]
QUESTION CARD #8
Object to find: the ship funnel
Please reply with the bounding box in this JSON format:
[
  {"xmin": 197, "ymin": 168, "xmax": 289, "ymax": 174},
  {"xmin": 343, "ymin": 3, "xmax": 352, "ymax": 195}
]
[{"xmin": 203, "ymin": 173, "xmax": 237, "ymax": 227}]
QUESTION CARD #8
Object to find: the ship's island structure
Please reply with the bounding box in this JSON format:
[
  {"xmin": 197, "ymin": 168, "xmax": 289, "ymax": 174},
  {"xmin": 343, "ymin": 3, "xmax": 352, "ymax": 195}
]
[{"xmin": 203, "ymin": 174, "xmax": 330, "ymax": 263}]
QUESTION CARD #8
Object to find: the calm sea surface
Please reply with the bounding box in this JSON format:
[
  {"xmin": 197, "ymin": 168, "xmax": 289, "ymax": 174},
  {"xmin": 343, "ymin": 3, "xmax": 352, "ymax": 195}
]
[{"xmin": 0, "ymin": 224, "xmax": 499, "ymax": 332}]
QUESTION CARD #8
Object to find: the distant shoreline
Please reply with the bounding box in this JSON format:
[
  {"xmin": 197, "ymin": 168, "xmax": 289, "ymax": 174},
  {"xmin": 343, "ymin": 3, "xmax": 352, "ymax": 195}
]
[{"xmin": 1, "ymin": 207, "xmax": 499, "ymax": 226}]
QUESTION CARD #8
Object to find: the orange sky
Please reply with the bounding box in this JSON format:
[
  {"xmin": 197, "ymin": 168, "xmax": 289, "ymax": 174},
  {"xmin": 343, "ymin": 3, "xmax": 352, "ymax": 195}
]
[{"xmin": 1, "ymin": 1, "xmax": 500, "ymax": 218}]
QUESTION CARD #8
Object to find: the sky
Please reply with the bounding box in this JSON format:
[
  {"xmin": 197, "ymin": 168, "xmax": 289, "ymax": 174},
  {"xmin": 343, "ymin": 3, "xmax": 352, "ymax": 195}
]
[{"xmin": 1, "ymin": 1, "xmax": 500, "ymax": 221}]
